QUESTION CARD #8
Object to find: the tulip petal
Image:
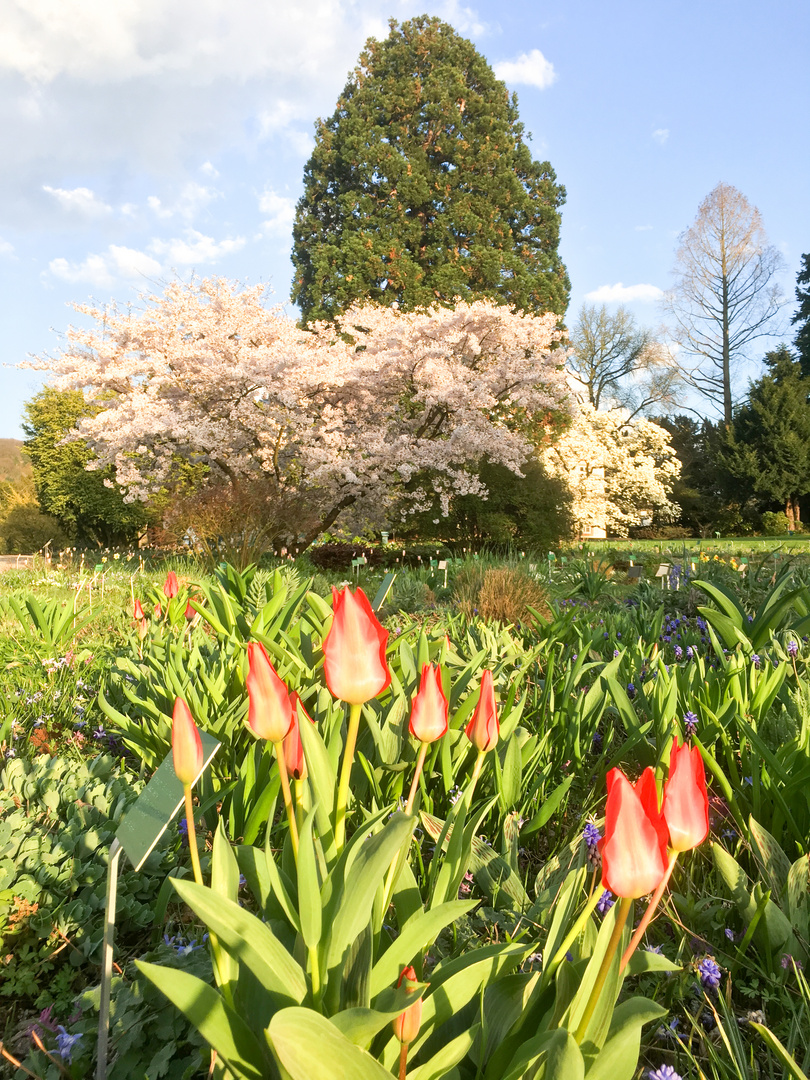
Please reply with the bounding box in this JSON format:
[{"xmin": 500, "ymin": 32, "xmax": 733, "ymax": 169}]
[
  {"xmin": 464, "ymin": 669, "xmax": 499, "ymax": 752},
  {"xmin": 322, "ymin": 588, "xmax": 391, "ymax": 705},
  {"xmin": 172, "ymin": 698, "xmax": 203, "ymax": 787},
  {"xmin": 409, "ymin": 664, "xmax": 449, "ymax": 744},
  {"xmin": 601, "ymin": 769, "xmax": 668, "ymax": 898},
  {"xmin": 663, "ymin": 738, "xmax": 710, "ymax": 852},
  {"xmin": 246, "ymin": 641, "xmax": 294, "ymax": 743}
]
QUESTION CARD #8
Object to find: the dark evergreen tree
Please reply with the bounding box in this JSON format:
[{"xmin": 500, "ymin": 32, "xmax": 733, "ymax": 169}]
[
  {"xmin": 656, "ymin": 415, "xmax": 740, "ymax": 536},
  {"xmin": 22, "ymin": 388, "xmax": 151, "ymax": 545},
  {"xmin": 291, "ymin": 16, "xmax": 569, "ymax": 323},
  {"xmin": 720, "ymin": 346, "xmax": 810, "ymax": 529},
  {"xmin": 792, "ymin": 253, "xmax": 810, "ymax": 376}
]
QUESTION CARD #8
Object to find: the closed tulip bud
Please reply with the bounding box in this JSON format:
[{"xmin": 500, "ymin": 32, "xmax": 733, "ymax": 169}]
[
  {"xmin": 663, "ymin": 738, "xmax": 710, "ymax": 852},
  {"xmin": 172, "ymin": 698, "xmax": 203, "ymax": 787},
  {"xmin": 409, "ymin": 664, "xmax": 449, "ymax": 744},
  {"xmin": 283, "ymin": 695, "xmax": 310, "ymax": 780},
  {"xmin": 133, "ymin": 599, "xmax": 145, "ymax": 620},
  {"xmin": 600, "ymin": 767, "xmax": 668, "ymax": 899},
  {"xmin": 392, "ymin": 966, "xmax": 423, "ymax": 1045},
  {"xmin": 163, "ymin": 571, "xmax": 179, "ymax": 599},
  {"xmin": 185, "ymin": 601, "xmax": 196, "ymax": 621},
  {"xmin": 464, "ymin": 669, "xmax": 499, "ymax": 752},
  {"xmin": 154, "ymin": 602, "xmax": 162, "ymax": 619},
  {"xmin": 322, "ymin": 587, "xmax": 391, "ymax": 705},
  {"xmin": 137, "ymin": 617, "xmax": 148, "ymax": 641},
  {"xmin": 246, "ymin": 642, "xmax": 294, "ymax": 743}
]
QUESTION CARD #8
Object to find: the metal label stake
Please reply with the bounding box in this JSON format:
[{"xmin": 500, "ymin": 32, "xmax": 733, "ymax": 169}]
[{"xmin": 96, "ymin": 731, "xmax": 220, "ymax": 1080}]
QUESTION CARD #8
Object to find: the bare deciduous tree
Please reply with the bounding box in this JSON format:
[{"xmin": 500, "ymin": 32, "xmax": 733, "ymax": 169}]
[
  {"xmin": 663, "ymin": 182, "xmax": 785, "ymax": 426},
  {"xmin": 568, "ymin": 303, "xmax": 684, "ymax": 420}
]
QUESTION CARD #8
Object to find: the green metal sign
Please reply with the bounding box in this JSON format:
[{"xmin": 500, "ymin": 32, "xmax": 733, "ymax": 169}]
[{"xmin": 115, "ymin": 729, "xmax": 220, "ymax": 870}]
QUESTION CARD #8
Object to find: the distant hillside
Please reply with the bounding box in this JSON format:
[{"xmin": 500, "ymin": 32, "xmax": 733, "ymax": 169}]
[{"xmin": 0, "ymin": 439, "xmax": 31, "ymax": 482}]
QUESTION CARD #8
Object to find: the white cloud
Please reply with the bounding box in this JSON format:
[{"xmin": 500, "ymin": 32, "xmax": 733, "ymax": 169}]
[
  {"xmin": 634, "ymin": 224, "xmax": 653, "ymax": 232},
  {"xmin": 42, "ymin": 184, "xmax": 112, "ymax": 217},
  {"xmin": 585, "ymin": 282, "xmax": 664, "ymax": 303},
  {"xmin": 652, "ymin": 128, "xmax": 669, "ymax": 145},
  {"xmin": 258, "ymin": 189, "xmax": 296, "ymax": 236},
  {"xmin": 200, "ymin": 161, "xmax": 219, "ymax": 178},
  {"xmin": 493, "ymin": 49, "xmax": 556, "ymax": 90},
  {"xmin": 148, "ymin": 229, "xmax": 245, "ymax": 265},
  {"xmin": 0, "ymin": 237, "xmax": 14, "ymax": 257},
  {"xmin": 48, "ymin": 245, "xmax": 162, "ymax": 287},
  {"xmin": 147, "ymin": 182, "xmax": 217, "ymax": 221}
]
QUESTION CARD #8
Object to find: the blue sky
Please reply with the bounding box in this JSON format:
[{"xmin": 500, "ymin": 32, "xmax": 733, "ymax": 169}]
[{"xmin": 1, "ymin": 0, "xmax": 807, "ymax": 437}]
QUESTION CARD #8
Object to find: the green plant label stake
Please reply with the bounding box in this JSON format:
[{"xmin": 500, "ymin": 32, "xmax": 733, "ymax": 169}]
[{"xmin": 96, "ymin": 731, "xmax": 220, "ymax": 1080}]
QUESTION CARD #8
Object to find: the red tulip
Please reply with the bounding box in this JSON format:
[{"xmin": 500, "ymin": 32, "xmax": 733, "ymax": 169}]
[
  {"xmin": 392, "ymin": 966, "xmax": 423, "ymax": 1045},
  {"xmin": 464, "ymin": 669, "xmax": 499, "ymax": 752},
  {"xmin": 133, "ymin": 598, "xmax": 145, "ymax": 620},
  {"xmin": 172, "ymin": 698, "xmax": 203, "ymax": 787},
  {"xmin": 600, "ymin": 767, "xmax": 669, "ymax": 898},
  {"xmin": 284, "ymin": 693, "xmax": 314, "ymax": 781},
  {"xmin": 322, "ymin": 587, "xmax": 390, "ymax": 705},
  {"xmin": 662, "ymin": 738, "xmax": 710, "ymax": 852},
  {"xmin": 409, "ymin": 664, "xmax": 449, "ymax": 744},
  {"xmin": 163, "ymin": 571, "xmax": 179, "ymax": 599},
  {"xmin": 185, "ymin": 601, "xmax": 196, "ymax": 621},
  {"xmin": 154, "ymin": 602, "xmax": 162, "ymax": 619},
  {"xmin": 246, "ymin": 641, "xmax": 294, "ymax": 743}
]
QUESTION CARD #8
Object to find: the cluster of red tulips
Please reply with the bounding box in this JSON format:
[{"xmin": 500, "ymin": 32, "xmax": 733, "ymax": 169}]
[
  {"xmin": 167, "ymin": 581, "xmax": 712, "ymax": 1055},
  {"xmin": 170, "ymin": 585, "xmax": 502, "ymax": 863}
]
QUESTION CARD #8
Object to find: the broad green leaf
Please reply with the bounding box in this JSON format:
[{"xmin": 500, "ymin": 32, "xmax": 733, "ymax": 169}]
[
  {"xmin": 369, "ymin": 899, "xmax": 477, "ymax": 998},
  {"xmin": 749, "ymin": 816, "xmax": 791, "ymax": 901},
  {"xmin": 408, "ymin": 1026, "xmax": 480, "ymax": 1080},
  {"xmin": 136, "ymin": 961, "xmax": 267, "ymax": 1080},
  {"xmin": 325, "ymin": 813, "xmax": 415, "ymax": 971},
  {"xmin": 626, "ymin": 950, "xmax": 681, "ymax": 976},
  {"xmin": 585, "ymin": 997, "xmax": 667, "ymax": 1080},
  {"xmin": 171, "ymin": 877, "xmax": 307, "ymax": 1005},
  {"xmin": 522, "ymin": 775, "xmax": 574, "ymax": 837},
  {"xmin": 267, "ymin": 1007, "xmax": 393, "ymax": 1080},
  {"xmin": 296, "ymin": 808, "xmax": 322, "ymax": 951}
]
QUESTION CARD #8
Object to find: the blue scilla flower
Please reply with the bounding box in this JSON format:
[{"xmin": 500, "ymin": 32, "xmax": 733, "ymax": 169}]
[{"xmin": 55, "ymin": 1027, "xmax": 84, "ymax": 1064}]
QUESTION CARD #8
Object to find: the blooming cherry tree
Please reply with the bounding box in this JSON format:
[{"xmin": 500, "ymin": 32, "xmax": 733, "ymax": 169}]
[
  {"xmin": 27, "ymin": 279, "xmax": 570, "ymax": 549},
  {"xmin": 541, "ymin": 402, "xmax": 680, "ymax": 536}
]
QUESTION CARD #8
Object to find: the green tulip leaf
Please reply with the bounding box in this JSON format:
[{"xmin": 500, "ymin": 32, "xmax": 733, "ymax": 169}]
[
  {"xmin": 296, "ymin": 807, "xmax": 322, "ymax": 951},
  {"xmin": 369, "ymin": 899, "xmax": 477, "ymax": 998},
  {"xmin": 585, "ymin": 997, "xmax": 667, "ymax": 1080},
  {"xmin": 267, "ymin": 1007, "xmax": 393, "ymax": 1080},
  {"xmin": 170, "ymin": 877, "xmax": 307, "ymax": 1005},
  {"xmin": 136, "ymin": 960, "xmax": 267, "ymax": 1080}
]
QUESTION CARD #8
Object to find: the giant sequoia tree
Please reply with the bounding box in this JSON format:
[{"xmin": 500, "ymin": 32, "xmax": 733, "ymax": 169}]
[{"xmin": 291, "ymin": 16, "xmax": 569, "ymax": 323}]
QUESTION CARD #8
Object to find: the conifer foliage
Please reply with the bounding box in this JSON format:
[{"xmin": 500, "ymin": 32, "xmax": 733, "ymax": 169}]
[{"xmin": 291, "ymin": 16, "xmax": 569, "ymax": 323}]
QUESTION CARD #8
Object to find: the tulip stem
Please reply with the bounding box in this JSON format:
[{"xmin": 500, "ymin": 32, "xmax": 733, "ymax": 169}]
[
  {"xmin": 274, "ymin": 741, "xmax": 299, "ymax": 859},
  {"xmin": 381, "ymin": 742, "xmax": 430, "ymax": 916},
  {"xmin": 294, "ymin": 778, "xmax": 305, "ymax": 834},
  {"xmin": 573, "ymin": 896, "xmax": 632, "ymax": 1045},
  {"xmin": 184, "ymin": 785, "xmax": 204, "ymax": 887},
  {"xmin": 405, "ymin": 742, "xmax": 429, "ymax": 816},
  {"xmin": 335, "ymin": 702, "xmax": 363, "ymax": 852},
  {"xmin": 466, "ymin": 751, "xmax": 485, "ymax": 806},
  {"xmin": 620, "ymin": 850, "xmax": 678, "ymax": 972},
  {"xmin": 398, "ymin": 1043, "xmax": 408, "ymax": 1080},
  {"xmin": 541, "ymin": 883, "xmax": 603, "ymax": 989}
]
